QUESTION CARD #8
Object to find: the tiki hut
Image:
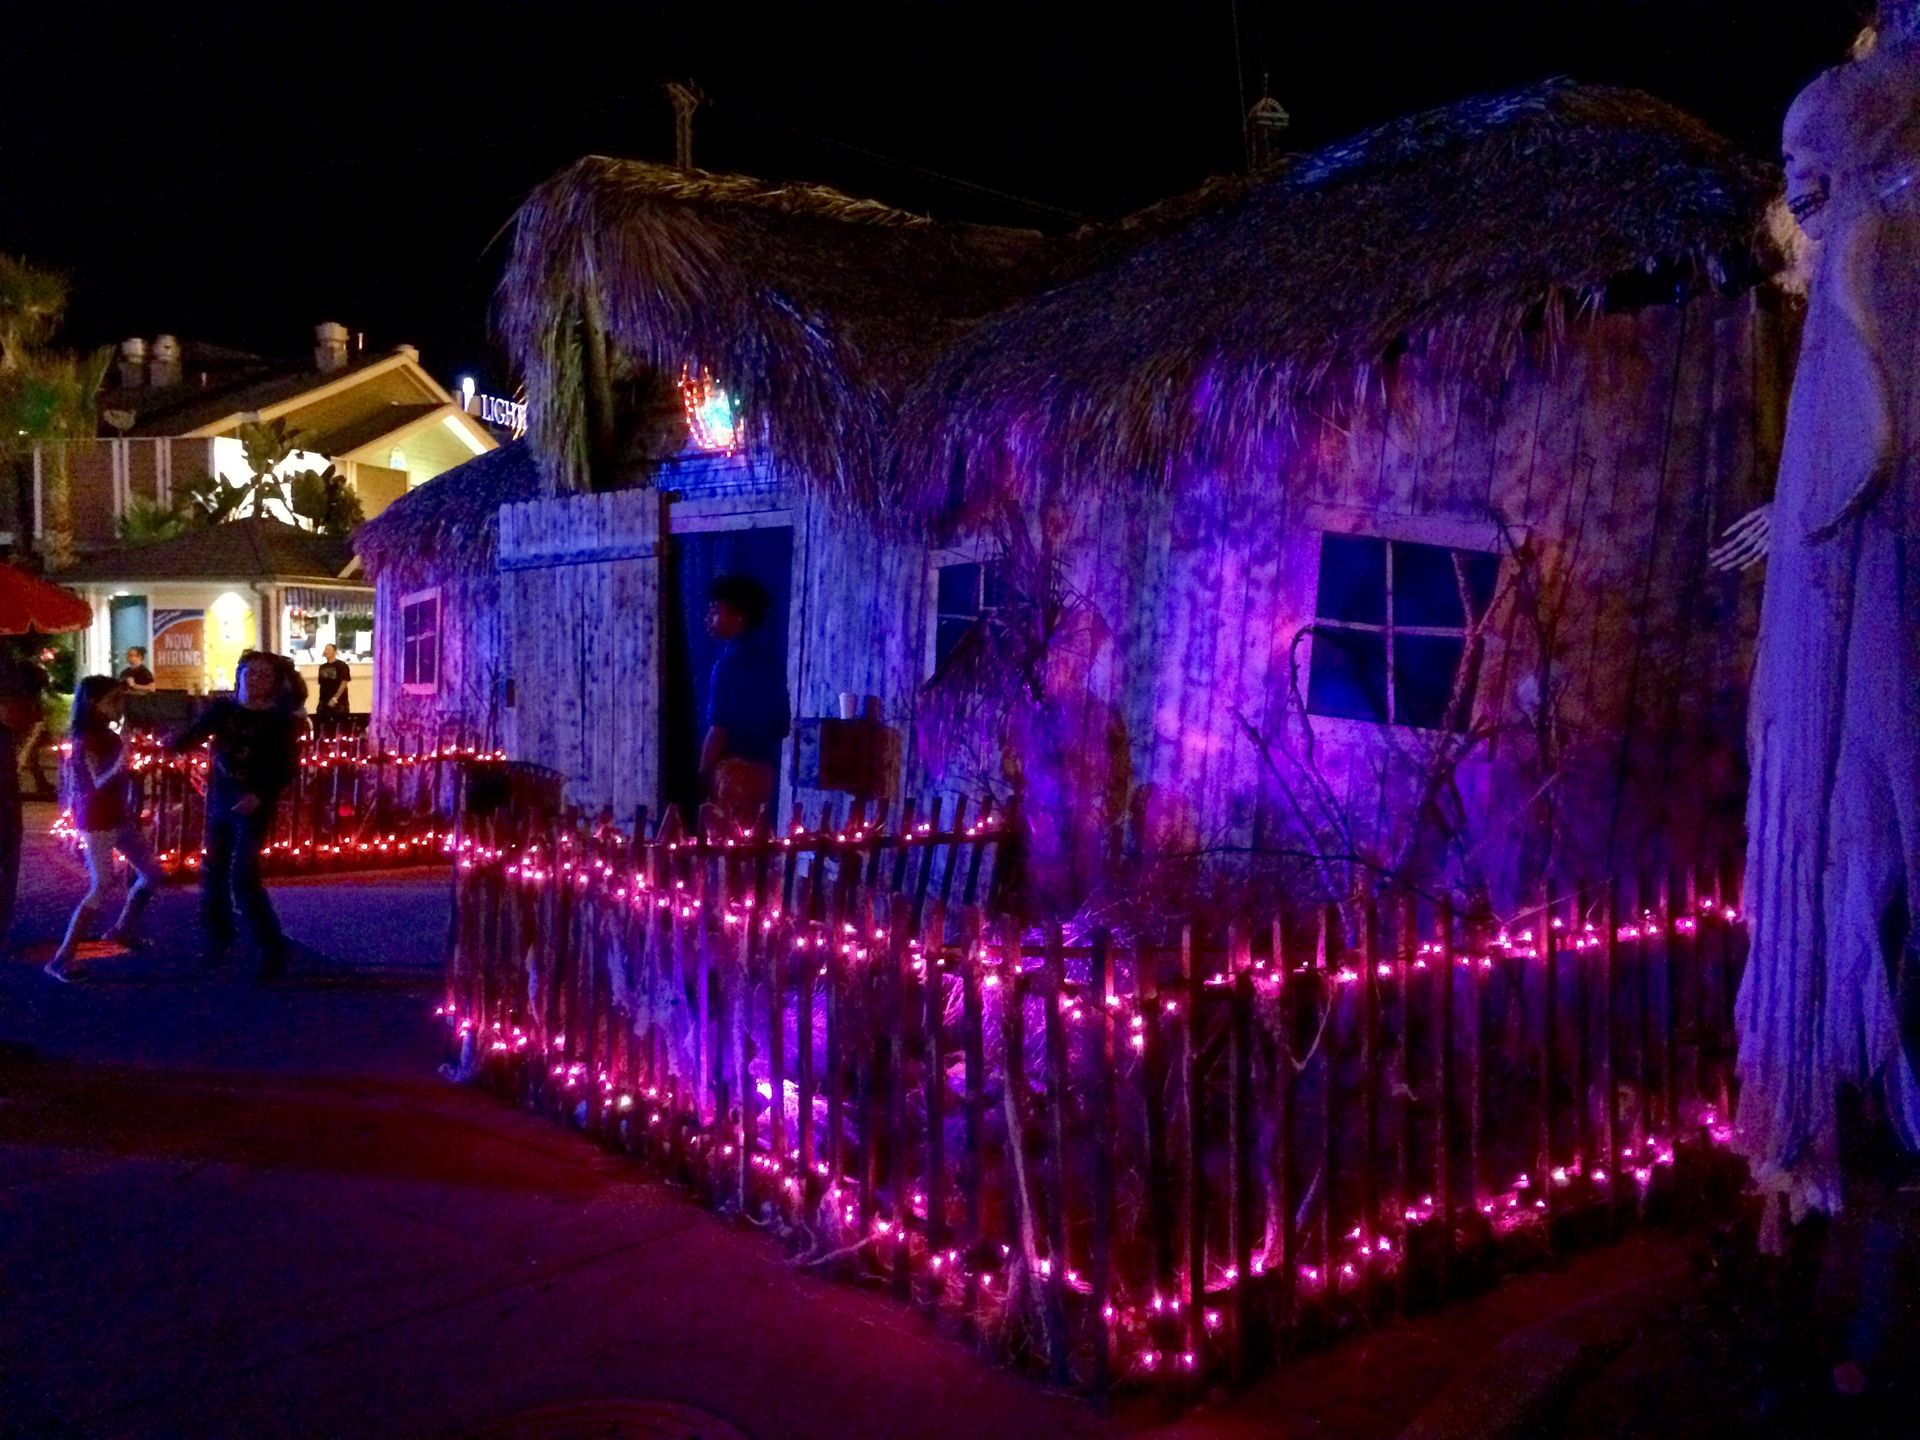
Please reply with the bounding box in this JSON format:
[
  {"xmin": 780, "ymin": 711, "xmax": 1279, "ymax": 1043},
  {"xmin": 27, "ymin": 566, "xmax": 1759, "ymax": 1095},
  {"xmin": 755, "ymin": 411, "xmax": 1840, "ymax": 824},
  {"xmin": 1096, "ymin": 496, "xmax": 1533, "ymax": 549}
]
[
  {"xmin": 481, "ymin": 159, "xmax": 1064, "ymax": 819},
  {"xmin": 432, "ymin": 80, "xmax": 1794, "ymax": 909},
  {"xmin": 353, "ymin": 441, "xmax": 542, "ymax": 747},
  {"xmin": 899, "ymin": 79, "xmax": 1796, "ymax": 904}
]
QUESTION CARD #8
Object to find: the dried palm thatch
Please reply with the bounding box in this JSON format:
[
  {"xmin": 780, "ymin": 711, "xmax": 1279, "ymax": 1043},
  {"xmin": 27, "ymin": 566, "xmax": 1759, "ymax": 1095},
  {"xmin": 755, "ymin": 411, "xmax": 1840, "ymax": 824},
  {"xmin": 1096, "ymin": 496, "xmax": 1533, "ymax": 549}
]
[
  {"xmin": 897, "ymin": 79, "xmax": 1786, "ymax": 517},
  {"xmin": 353, "ymin": 441, "xmax": 543, "ymax": 578},
  {"xmin": 495, "ymin": 156, "xmax": 1050, "ymax": 506}
]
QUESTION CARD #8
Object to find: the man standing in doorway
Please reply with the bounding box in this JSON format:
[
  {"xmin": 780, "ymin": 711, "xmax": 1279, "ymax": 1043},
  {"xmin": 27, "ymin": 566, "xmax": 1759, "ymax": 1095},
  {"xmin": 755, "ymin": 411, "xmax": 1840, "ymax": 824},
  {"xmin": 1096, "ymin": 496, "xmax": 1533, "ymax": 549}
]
[
  {"xmin": 315, "ymin": 643, "xmax": 351, "ymax": 733},
  {"xmin": 699, "ymin": 574, "xmax": 789, "ymax": 833},
  {"xmin": 119, "ymin": 646, "xmax": 154, "ymax": 691}
]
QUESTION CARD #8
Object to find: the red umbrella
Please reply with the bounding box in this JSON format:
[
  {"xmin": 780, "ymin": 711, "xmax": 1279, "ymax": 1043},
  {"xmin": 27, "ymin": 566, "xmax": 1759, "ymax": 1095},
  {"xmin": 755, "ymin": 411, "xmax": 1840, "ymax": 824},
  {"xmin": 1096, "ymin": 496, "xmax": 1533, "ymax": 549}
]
[{"xmin": 0, "ymin": 561, "xmax": 92, "ymax": 635}]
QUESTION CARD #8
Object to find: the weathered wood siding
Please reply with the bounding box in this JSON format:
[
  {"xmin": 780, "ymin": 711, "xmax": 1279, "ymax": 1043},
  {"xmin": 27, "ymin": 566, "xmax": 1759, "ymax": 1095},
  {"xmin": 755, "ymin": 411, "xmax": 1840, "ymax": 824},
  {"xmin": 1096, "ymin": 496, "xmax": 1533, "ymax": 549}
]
[
  {"xmin": 499, "ymin": 487, "xmax": 663, "ymax": 819},
  {"xmin": 938, "ymin": 289, "xmax": 1790, "ymax": 901},
  {"xmin": 370, "ymin": 557, "xmax": 504, "ymax": 750}
]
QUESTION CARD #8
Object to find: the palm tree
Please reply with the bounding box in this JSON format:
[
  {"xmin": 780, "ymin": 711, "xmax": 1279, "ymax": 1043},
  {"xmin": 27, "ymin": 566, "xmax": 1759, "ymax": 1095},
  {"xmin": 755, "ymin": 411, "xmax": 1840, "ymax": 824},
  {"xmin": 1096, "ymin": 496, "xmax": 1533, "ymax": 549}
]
[
  {"xmin": 0, "ymin": 347, "xmax": 111, "ymax": 569},
  {"xmin": 0, "ymin": 254, "xmax": 68, "ymax": 373},
  {"xmin": 0, "ymin": 256, "xmax": 108, "ymax": 569}
]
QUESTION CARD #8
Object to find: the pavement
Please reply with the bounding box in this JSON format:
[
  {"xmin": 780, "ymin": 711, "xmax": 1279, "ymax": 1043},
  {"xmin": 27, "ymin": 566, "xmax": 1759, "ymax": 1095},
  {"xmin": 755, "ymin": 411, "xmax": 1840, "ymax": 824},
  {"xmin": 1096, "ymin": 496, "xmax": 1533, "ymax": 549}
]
[{"xmin": 6, "ymin": 800, "xmax": 1909, "ymax": 1440}]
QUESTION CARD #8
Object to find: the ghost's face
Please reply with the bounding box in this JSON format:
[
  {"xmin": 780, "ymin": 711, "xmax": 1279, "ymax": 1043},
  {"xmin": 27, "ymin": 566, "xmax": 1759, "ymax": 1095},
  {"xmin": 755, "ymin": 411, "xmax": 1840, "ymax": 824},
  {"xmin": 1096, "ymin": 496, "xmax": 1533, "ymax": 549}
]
[
  {"xmin": 1784, "ymin": 140, "xmax": 1833, "ymax": 241},
  {"xmin": 1784, "ymin": 71, "xmax": 1840, "ymax": 243}
]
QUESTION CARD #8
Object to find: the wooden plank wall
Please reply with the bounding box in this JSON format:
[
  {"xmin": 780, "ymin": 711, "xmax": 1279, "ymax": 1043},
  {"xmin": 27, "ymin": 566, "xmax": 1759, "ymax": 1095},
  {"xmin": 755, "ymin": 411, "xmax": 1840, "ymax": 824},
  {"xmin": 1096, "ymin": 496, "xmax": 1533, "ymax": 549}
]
[
  {"xmin": 371, "ymin": 561, "xmax": 503, "ymax": 751},
  {"xmin": 499, "ymin": 487, "xmax": 662, "ymax": 820}
]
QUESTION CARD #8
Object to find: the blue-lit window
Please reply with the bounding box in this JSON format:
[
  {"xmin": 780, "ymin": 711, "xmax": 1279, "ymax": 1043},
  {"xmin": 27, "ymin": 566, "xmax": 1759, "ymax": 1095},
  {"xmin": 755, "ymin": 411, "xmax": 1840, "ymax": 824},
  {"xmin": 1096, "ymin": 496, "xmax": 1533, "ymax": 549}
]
[
  {"xmin": 1306, "ymin": 535, "xmax": 1497, "ymax": 730},
  {"xmin": 932, "ymin": 560, "xmax": 1008, "ymax": 675}
]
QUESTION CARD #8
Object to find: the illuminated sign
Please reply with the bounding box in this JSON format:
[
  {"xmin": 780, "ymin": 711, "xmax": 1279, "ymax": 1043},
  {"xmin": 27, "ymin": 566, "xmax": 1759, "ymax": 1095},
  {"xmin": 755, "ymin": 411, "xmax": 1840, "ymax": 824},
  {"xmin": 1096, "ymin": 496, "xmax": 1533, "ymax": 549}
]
[
  {"xmin": 151, "ymin": 608, "xmax": 205, "ymax": 690},
  {"xmin": 466, "ymin": 391, "xmax": 528, "ymax": 438}
]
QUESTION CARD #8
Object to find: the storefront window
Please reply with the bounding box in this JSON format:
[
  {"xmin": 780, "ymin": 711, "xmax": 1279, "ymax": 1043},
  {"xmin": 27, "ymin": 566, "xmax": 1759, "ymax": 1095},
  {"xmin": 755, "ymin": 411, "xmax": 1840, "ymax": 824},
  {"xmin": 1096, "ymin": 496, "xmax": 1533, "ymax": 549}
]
[{"xmin": 283, "ymin": 585, "xmax": 374, "ymax": 667}]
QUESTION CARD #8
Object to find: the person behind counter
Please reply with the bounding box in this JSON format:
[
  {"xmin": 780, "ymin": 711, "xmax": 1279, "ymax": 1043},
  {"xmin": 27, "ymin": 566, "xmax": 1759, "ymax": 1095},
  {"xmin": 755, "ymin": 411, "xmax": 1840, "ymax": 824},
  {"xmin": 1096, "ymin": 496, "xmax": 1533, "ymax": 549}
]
[
  {"xmin": 167, "ymin": 650, "xmax": 307, "ymax": 979},
  {"xmin": 119, "ymin": 646, "xmax": 154, "ymax": 691},
  {"xmin": 315, "ymin": 643, "xmax": 351, "ymax": 732}
]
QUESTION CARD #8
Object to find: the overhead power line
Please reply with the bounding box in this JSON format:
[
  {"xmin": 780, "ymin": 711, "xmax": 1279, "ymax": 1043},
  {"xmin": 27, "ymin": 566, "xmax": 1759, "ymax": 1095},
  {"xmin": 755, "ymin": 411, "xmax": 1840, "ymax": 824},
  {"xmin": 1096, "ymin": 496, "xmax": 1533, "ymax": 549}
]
[{"xmin": 704, "ymin": 93, "xmax": 1094, "ymax": 226}]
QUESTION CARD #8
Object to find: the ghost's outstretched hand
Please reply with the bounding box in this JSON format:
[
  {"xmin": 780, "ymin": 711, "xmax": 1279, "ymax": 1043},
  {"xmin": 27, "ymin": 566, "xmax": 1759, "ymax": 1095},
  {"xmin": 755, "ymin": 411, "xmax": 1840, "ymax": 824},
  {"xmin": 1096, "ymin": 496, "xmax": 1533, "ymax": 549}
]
[{"xmin": 1709, "ymin": 504, "xmax": 1773, "ymax": 571}]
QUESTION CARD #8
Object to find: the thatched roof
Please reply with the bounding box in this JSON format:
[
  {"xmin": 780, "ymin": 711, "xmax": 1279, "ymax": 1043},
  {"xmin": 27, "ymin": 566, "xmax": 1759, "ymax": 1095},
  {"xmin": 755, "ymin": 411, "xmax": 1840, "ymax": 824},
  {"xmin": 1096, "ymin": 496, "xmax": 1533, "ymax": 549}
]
[
  {"xmin": 897, "ymin": 79, "xmax": 1786, "ymax": 512},
  {"xmin": 496, "ymin": 156, "xmax": 1051, "ymax": 505},
  {"xmin": 354, "ymin": 441, "xmax": 542, "ymax": 578}
]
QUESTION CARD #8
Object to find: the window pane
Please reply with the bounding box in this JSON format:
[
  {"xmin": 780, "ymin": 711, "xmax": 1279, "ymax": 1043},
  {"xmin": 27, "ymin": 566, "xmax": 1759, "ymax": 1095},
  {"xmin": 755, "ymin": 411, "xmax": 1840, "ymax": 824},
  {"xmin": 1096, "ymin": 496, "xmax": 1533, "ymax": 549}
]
[
  {"xmin": 1460, "ymin": 550, "xmax": 1499, "ymax": 620},
  {"xmin": 1394, "ymin": 634, "xmax": 1469, "ymax": 730},
  {"xmin": 1306, "ymin": 627, "xmax": 1389, "ymax": 723},
  {"xmin": 936, "ymin": 563, "xmax": 982, "ymax": 618},
  {"xmin": 1393, "ymin": 543, "xmax": 1499, "ymax": 627},
  {"xmin": 982, "ymin": 562, "xmax": 1015, "ymax": 609},
  {"xmin": 1392, "ymin": 542, "xmax": 1465, "ymax": 628},
  {"xmin": 1315, "ymin": 535, "xmax": 1387, "ymax": 625},
  {"xmin": 934, "ymin": 616, "xmax": 974, "ymax": 672},
  {"xmin": 419, "ymin": 634, "xmax": 437, "ymax": 684}
]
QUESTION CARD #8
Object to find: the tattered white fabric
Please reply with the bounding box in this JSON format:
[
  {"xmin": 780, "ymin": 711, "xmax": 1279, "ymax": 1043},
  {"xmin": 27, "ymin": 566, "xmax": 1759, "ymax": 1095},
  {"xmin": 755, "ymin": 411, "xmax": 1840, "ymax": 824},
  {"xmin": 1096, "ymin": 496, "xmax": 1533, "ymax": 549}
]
[{"xmin": 1736, "ymin": 36, "xmax": 1920, "ymax": 1244}]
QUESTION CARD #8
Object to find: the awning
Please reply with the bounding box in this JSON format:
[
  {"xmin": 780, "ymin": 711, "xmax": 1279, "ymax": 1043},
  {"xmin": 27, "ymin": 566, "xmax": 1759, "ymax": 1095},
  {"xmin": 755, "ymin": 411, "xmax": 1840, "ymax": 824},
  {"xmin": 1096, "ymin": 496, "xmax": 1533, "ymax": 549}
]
[
  {"xmin": 283, "ymin": 584, "xmax": 375, "ymax": 618},
  {"xmin": 0, "ymin": 563, "xmax": 92, "ymax": 635}
]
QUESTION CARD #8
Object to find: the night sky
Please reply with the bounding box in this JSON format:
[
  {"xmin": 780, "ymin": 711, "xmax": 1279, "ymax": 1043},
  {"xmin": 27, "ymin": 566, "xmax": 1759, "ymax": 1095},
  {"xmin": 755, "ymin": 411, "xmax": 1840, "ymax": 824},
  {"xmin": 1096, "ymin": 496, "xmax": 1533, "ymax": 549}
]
[{"xmin": 1, "ymin": 1, "xmax": 1866, "ymax": 390}]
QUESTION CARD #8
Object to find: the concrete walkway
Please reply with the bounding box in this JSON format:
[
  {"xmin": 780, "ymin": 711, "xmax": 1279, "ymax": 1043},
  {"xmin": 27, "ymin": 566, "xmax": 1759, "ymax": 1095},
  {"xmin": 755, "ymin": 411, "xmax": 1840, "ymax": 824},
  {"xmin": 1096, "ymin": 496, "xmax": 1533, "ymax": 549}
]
[{"xmin": 1, "ymin": 804, "xmax": 1736, "ymax": 1440}]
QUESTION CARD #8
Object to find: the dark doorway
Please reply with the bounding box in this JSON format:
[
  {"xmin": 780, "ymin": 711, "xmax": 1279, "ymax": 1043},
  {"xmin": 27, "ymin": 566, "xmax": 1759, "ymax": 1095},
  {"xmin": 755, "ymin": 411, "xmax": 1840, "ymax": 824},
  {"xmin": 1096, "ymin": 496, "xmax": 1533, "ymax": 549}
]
[{"xmin": 660, "ymin": 525, "xmax": 795, "ymax": 823}]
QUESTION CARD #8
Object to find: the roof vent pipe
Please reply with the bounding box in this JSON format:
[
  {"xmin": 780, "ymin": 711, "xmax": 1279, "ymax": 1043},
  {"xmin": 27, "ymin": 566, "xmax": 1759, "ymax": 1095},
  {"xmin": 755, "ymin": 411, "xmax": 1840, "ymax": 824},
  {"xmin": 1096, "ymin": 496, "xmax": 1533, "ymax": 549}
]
[
  {"xmin": 315, "ymin": 321, "xmax": 350, "ymax": 374},
  {"xmin": 149, "ymin": 334, "xmax": 182, "ymax": 388},
  {"xmin": 117, "ymin": 337, "xmax": 147, "ymax": 389}
]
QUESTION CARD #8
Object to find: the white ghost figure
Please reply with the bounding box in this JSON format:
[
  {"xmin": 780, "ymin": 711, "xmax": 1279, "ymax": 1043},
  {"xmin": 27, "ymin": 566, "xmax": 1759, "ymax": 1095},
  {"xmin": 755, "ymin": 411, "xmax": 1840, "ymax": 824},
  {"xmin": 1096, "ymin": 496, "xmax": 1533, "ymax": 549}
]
[{"xmin": 1731, "ymin": 32, "xmax": 1920, "ymax": 1246}]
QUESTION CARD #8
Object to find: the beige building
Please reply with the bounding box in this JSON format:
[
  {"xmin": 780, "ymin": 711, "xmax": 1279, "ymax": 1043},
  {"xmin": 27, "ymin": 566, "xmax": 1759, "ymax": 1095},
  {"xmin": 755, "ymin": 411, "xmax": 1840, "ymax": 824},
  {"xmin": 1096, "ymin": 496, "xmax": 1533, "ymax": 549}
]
[{"xmin": 8, "ymin": 322, "xmax": 494, "ymax": 554}]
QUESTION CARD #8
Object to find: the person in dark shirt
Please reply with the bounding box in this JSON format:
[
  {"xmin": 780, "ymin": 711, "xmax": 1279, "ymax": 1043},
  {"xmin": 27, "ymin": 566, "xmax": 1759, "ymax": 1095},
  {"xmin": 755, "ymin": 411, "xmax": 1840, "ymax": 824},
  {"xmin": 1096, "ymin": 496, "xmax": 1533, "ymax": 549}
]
[
  {"xmin": 119, "ymin": 646, "xmax": 155, "ymax": 690},
  {"xmin": 315, "ymin": 643, "xmax": 351, "ymax": 733},
  {"xmin": 169, "ymin": 650, "xmax": 307, "ymax": 977},
  {"xmin": 699, "ymin": 574, "xmax": 789, "ymax": 832},
  {"xmin": 0, "ymin": 639, "xmax": 48, "ymax": 952}
]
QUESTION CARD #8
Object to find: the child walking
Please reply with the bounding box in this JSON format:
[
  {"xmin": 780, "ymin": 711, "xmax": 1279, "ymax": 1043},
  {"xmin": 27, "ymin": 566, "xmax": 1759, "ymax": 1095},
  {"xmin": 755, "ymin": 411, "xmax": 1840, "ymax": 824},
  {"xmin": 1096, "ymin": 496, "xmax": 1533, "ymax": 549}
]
[
  {"xmin": 168, "ymin": 650, "xmax": 306, "ymax": 978},
  {"xmin": 47, "ymin": 677, "xmax": 166, "ymax": 982}
]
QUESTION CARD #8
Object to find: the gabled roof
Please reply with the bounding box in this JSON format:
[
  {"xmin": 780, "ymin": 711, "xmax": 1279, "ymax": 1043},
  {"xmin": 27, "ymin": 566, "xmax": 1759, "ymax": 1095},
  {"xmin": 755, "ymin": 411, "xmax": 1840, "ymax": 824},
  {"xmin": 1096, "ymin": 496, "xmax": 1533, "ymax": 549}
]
[
  {"xmin": 111, "ymin": 351, "xmax": 404, "ymax": 437},
  {"xmin": 104, "ymin": 347, "xmax": 493, "ymax": 464},
  {"xmin": 59, "ymin": 518, "xmax": 357, "ymax": 585},
  {"xmin": 353, "ymin": 441, "xmax": 544, "ymax": 577},
  {"xmin": 899, "ymin": 79, "xmax": 1786, "ymax": 508}
]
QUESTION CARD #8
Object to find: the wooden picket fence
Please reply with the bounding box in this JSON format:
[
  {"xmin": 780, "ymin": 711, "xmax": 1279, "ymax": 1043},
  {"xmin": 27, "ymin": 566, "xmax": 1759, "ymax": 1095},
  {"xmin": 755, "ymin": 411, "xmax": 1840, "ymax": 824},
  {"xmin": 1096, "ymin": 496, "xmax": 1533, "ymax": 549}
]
[
  {"xmin": 56, "ymin": 732, "xmax": 496, "ymax": 875},
  {"xmin": 441, "ymin": 788, "xmax": 1748, "ymax": 1400}
]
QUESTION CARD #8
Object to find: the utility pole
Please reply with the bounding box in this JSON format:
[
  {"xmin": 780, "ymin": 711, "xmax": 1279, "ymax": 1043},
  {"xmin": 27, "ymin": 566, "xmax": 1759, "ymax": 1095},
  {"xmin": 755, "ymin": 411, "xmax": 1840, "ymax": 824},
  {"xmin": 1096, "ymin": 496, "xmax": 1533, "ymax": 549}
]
[{"xmin": 666, "ymin": 81, "xmax": 703, "ymax": 171}]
